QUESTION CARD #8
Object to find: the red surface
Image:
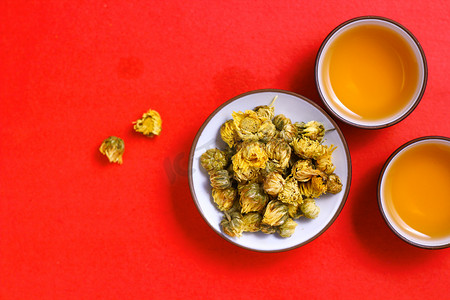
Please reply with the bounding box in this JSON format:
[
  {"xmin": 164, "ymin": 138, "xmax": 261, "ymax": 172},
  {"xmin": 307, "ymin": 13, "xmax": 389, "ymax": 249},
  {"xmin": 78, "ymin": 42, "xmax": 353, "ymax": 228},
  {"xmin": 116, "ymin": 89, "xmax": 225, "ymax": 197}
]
[{"xmin": 1, "ymin": 1, "xmax": 449, "ymax": 299}]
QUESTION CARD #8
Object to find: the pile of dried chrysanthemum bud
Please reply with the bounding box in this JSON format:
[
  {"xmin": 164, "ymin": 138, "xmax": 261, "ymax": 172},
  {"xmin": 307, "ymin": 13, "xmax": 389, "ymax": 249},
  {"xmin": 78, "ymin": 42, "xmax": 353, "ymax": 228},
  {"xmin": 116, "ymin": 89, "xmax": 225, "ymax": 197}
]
[{"xmin": 200, "ymin": 100, "xmax": 342, "ymax": 238}]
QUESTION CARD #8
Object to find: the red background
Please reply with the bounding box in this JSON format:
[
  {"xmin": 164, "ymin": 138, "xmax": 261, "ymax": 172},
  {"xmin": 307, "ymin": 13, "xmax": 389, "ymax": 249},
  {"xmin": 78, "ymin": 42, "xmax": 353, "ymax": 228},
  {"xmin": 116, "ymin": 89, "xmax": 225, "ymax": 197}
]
[{"xmin": 1, "ymin": 1, "xmax": 449, "ymax": 299}]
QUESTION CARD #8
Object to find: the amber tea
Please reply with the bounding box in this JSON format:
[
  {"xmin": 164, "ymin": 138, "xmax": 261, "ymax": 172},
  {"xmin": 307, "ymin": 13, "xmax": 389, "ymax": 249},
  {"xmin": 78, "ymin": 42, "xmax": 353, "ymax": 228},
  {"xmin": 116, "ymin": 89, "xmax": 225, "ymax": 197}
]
[
  {"xmin": 317, "ymin": 18, "xmax": 427, "ymax": 128},
  {"xmin": 380, "ymin": 138, "xmax": 450, "ymax": 247}
]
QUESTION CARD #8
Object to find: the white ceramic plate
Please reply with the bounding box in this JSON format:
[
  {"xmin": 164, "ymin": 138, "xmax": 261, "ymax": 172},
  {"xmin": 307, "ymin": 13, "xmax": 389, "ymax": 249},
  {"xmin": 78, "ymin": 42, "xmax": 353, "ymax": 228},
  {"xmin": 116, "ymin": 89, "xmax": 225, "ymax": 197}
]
[{"xmin": 188, "ymin": 89, "xmax": 352, "ymax": 252}]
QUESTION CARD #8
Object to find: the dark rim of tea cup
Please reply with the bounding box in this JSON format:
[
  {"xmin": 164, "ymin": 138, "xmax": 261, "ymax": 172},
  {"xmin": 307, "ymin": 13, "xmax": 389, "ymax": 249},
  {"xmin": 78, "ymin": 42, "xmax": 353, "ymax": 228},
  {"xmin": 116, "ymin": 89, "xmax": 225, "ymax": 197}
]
[
  {"xmin": 377, "ymin": 136, "xmax": 450, "ymax": 249},
  {"xmin": 315, "ymin": 16, "xmax": 428, "ymax": 129}
]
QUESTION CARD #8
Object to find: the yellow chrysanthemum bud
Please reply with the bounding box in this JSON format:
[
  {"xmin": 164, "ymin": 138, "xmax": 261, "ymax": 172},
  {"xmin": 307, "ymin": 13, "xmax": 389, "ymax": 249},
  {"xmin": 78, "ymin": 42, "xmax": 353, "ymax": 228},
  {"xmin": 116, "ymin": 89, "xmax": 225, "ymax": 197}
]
[
  {"xmin": 299, "ymin": 176, "xmax": 327, "ymax": 198},
  {"xmin": 239, "ymin": 183, "xmax": 269, "ymax": 214},
  {"xmin": 232, "ymin": 110, "xmax": 263, "ymax": 141},
  {"xmin": 200, "ymin": 148, "xmax": 228, "ymax": 172},
  {"xmin": 278, "ymin": 218, "xmax": 298, "ymax": 237},
  {"xmin": 133, "ymin": 109, "xmax": 162, "ymax": 137},
  {"xmin": 220, "ymin": 120, "xmax": 238, "ymax": 148},
  {"xmin": 99, "ymin": 136, "xmax": 125, "ymax": 164},
  {"xmin": 241, "ymin": 212, "xmax": 263, "ymax": 232},
  {"xmin": 262, "ymin": 200, "xmax": 289, "ymax": 226},
  {"xmin": 265, "ymin": 139, "xmax": 291, "ymax": 169},
  {"xmin": 291, "ymin": 159, "xmax": 325, "ymax": 182},
  {"xmin": 263, "ymin": 172, "xmax": 285, "ymax": 196},
  {"xmin": 291, "ymin": 137, "xmax": 332, "ymax": 160},
  {"xmin": 326, "ymin": 173, "xmax": 343, "ymax": 194},
  {"xmin": 300, "ymin": 198, "xmax": 320, "ymax": 219},
  {"xmin": 278, "ymin": 176, "xmax": 303, "ymax": 206}
]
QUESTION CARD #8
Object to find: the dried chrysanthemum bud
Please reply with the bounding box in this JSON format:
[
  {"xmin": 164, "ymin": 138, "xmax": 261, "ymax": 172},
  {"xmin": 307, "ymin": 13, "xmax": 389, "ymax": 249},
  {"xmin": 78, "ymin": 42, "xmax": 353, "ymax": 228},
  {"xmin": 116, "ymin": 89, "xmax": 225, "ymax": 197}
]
[
  {"xmin": 300, "ymin": 198, "xmax": 320, "ymax": 219},
  {"xmin": 254, "ymin": 105, "xmax": 275, "ymax": 120},
  {"xmin": 221, "ymin": 211, "xmax": 244, "ymax": 237},
  {"xmin": 257, "ymin": 120, "xmax": 277, "ymax": 143},
  {"xmin": 232, "ymin": 141, "xmax": 268, "ymax": 181},
  {"xmin": 278, "ymin": 218, "xmax": 297, "ymax": 237},
  {"xmin": 291, "ymin": 159, "xmax": 325, "ymax": 182},
  {"xmin": 200, "ymin": 148, "xmax": 228, "ymax": 172},
  {"xmin": 262, "ymin": 200, "xmax": 289, "ymax": 226},
  {"xmin": 241, "ymin": 212, "xmax": 263, "ymax": 232},
  {"xmin": 260, "ymin": 223, "xmax": 277, "ymax": 234},
  {"xmin": 315, "ymin": 145, "xmax": 337, "ymax": 174},
  {"xmin": 300, "ymin": 121, "xmax": 325, "ymax": 141},
  {"xmin": 226, "ymin": 198, "xmax": 242, "ymax": 214},
  {"xmin": 99, "ymin": 136, "xmax": 125, "ymax": 164},
  {"xmin": 263, "ymin": 172, "xmax": 285, "ymax": 196},
  {"xmin": 272, "ymin": 114, "xmax": 291, "ymax": 131},
  {"xmin": 293, "ymin": 122, "xmax": 306, "ymax": 137},
  {"xmin": 278, "ymin": 177, "xmax": 302, "ymax": 206},
  {"xmin": 223, "ymin": 147, "xmax": 235, "ymax": 165},
  {"xmin": 260, "ymin": 160, "xmax": 285, "ymax": 178},
  {"xmin": 209, "ymin": 169, "xmax": 232, "ymax": 189},
  {"xmin": 232, "ymin": 110, "xmax": 263, "ymax": 141},
  {"xmin": 133, "ymin": 109, "xmax": 162, "ymax": 137},
  {"xmin": 299, "ymin": 176, "xmax": 327, "ymax": 198},
  {"xmin": 220, "ymin": 120, "xmax": 238, "ymax": 148},
  {"xmin": 291, "ymin": 137, "xmax": 332, "ymax": 160},
  {"xmin": 233, "ymin": 165, "xmax": 260, "ymax": 182},
  {"xmin": 287, "ymin": 204, "xmax": 303, "ymax": 219},
  {"xmin": 279, "ymin": 123, "xmax": 298, "ymax": 143},
  {"xmin": 239, "ymin": 141, "xmax": 268, "ymax": 169},
  {"xmin": 212, "ymin": 187, "xmax": 236, "ymax": 211},
  {"xmin": 265, "ymin": 139, "xmax": 291, "ymax": 169},
  {"xmin": 239, "ymin": 183, "xmax": 269, "ymax": 214},
  {"xmin": 326, "ymin": 173, "xmax": 343, "ymax": 194}
]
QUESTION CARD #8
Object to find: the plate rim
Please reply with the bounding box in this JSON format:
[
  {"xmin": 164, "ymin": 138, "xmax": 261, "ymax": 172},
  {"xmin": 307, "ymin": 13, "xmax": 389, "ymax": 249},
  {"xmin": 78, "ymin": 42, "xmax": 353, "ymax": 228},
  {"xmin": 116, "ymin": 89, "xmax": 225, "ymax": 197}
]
[{"xmin": 188, "ymin": 88, "xmax": 352, "ymax": 252}]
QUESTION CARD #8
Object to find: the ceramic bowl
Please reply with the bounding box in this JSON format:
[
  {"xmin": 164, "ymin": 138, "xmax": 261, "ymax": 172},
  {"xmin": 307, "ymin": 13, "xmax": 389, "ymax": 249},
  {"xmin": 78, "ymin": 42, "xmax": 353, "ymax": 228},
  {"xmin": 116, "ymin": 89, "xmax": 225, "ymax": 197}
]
[{"xmin": 188, "ymin": 89, "xmax": 352, "ymax": 252}]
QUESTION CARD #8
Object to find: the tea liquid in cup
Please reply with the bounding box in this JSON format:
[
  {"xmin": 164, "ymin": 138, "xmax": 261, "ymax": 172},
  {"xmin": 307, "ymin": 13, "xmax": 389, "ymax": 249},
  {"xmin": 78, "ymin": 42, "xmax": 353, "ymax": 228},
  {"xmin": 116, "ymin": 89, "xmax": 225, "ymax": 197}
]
[
  {"xmin": 378, "ymin": 137, "xmax": 450, "ymax": 249},
  {"xmin": 316, "ymin": 17, "xmax": 427, "ymax": 128}
]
